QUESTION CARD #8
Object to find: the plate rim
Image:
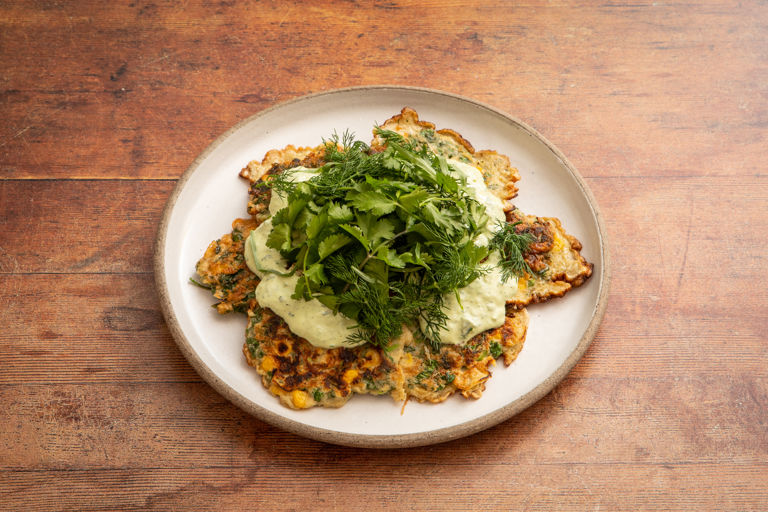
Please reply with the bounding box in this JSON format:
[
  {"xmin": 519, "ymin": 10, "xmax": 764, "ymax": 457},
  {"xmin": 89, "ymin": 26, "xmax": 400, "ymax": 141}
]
[{"xmin": 154, "ymin": 85, "xmax": 611, "ymax": 448}]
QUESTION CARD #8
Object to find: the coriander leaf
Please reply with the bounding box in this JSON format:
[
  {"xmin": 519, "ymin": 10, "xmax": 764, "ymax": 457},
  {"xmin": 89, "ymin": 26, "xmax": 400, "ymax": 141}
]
[
  {"xmin": 468, "ymin": 199, "xmax": 489, "ymax": 231},
  {"xmin": 293, "ymin": 207, "xmax": 315, "ymax": 232},
  {"xmin": 314, "ymin": 293, "xmax": 338, "ymax": 309},
  {"xmin": 318, "ymin": 233, "xmax": 352, "ymax": 260},
  {"xmin": 463, "ymin": 242, "xmax": 490, "ymax": 267},
  {"xmin": 381, "ymin": 153, "xmax": 402, "ymax": 171},
  {"xmin": 434, "ymin": 159, "xmax": 460, "ymax": 194},
  {"xmin": 286, "ymin": 183, "xmax": 311, "ymax": 224},
  {"xmin": 304, "ymin": 262, "xmax": 327, "ymax": 285},
  {"xmin": 384, "ymin": 140, "xmax": 437, "ymax": 184},
  {"xmin": 306, "ymin": 209, "xmax": 327, "ymax": 240},
  {"xmin": 338, "ymin": 301, "xmax": 362, "ymax": 321},
  {"xmin": 339, "ymin": 224, "xmax": 371, "ymax": 251},
  {"xmin": 266, "ymin": 222, "xmax": 292, "ymax": 252},
  {"xmin": 398, "ymin": 187, "xmax": 431, "ymax": 213},
  {"xmin": 365, "ymin": 174, "xmax": 413, "ymax": 193},
  {"xmin": 376, "ymin": 246, "xmax": 406, "ymax": 268},
  {"xmin": 399, "ymin": 243, "xmax": 431, "ymax": 268},
  {"xmin": 270, "ymin": 206, "xmax": 289, "ymax": 226},
  {"xmin": 346, "ymin": 184, "xmax": 397, "ymax": 216},
  {"xmin": 421, "ymin": 202, "xmax": 459, "ymax": 234},
  {"xmin": 327, "ymin": 201, "xmax": 354, "ymax": 224},
  {"xmin": 356, "ymin": 213, "xmax": 396, "ymax": 248}
]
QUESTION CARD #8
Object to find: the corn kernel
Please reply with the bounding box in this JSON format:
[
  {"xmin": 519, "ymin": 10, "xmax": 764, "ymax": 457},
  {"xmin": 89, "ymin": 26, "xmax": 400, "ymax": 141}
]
[
  {"xmin": 261, "ymin": 355, "xmax": 276, "ymax": 372},
  {"xmin": 291, "ymin": 389, "xmax": 308, "ymax": 408},
  {"xmin": 342, "ymin": 369, "xmax": 359, "ymax": 384},
  {"xmin": 552, "ymin": 233, "xmax": 565, "ymax": 252}
]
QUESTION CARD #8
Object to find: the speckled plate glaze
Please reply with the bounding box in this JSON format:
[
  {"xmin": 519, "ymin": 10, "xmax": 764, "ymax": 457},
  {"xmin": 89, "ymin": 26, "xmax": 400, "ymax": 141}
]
[{"xmin": 154, "ymin": 86, "xmax": 610, "ymax": 448}]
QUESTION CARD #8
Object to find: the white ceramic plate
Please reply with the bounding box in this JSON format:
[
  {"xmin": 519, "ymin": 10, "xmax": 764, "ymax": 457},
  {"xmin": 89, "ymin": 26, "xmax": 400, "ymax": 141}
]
[{"xmin": 155, "ymin": 86, "xmax": 610, "ymax": 448}]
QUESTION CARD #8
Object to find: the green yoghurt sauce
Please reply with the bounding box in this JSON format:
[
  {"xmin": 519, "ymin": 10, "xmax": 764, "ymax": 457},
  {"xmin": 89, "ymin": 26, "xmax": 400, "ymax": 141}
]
[{"xmin": 244, "ymin": 162, "xmax": 517, "ymax": 349}]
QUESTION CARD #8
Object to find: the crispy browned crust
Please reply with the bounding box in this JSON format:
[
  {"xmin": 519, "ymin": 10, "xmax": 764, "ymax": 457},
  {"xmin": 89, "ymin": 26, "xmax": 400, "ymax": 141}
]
[
  {"xmin": 239, "ymin": 144, "xmax": 326, "ymax": 182},
  {"xmin": 242, "ymin": 306, "xmax": 529, "ymax": 408},
  {"xmin": 243, "ymin": 147, "xmax": 328, "ymax": 221},
  {"xmin": 400, "ymin": 309, "xmax": 529, "ymax": 403},
  {"xmin": 195, "ymin": 218, "xmax": 260, "ymax": 314},
  {"xmin": 504, "ymin": 207, "xmax": 594, "ymax": 308},
  {"xmin": 371, "ymin": 107, "xmax": 474, "ymax": 155},
  {"xmin": 372, "ymin": 107, "xmax": 520, "ymax": 201},
  {"xmin": 242, "ymin": 308, "xmax": 406, "ymax": 409}
]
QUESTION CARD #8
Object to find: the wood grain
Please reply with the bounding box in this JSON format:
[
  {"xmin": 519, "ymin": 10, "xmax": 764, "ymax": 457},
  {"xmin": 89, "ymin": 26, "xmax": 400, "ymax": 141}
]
[
  {"xmin": 1, "ymin": 0, "xmax": 766, "ymax": 509},
  {"xmin": 1, "ymin": 376, "xmax": 765, "ymax": 470},
  {"xmin": 2, "ymin": 1, "xmax": 765, "ymax": 180},
  {"xmin": 0, "ymin": 180, "xmax": 173, "ymax": 273},
  {"xmin": 2, "ymin": 464, "xmax": 766, "ymax": 511}
]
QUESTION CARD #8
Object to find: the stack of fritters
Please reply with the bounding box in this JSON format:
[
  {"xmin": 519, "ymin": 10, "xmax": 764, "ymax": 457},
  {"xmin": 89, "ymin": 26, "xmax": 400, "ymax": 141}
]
[{"xmin": 195, "ymin": 108, "xmax": 592, "ymax": 409}]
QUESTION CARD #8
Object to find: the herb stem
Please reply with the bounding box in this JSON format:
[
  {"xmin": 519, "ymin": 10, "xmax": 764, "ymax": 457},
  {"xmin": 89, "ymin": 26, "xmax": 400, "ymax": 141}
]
[{"xmin": 358, "ymin": 229, "xmax": 410, "ymax": 272}]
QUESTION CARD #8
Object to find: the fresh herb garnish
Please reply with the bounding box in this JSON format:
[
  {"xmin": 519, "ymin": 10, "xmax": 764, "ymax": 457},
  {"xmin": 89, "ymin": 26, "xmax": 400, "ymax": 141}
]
[
  {"xmin": 259, "ymin": 128, "xmax": 541, "ymax": 349},
  {"xmin": 262, "ymin": 130, "xmax": 490, "ymax": 348},
  {"xmin": 489, "ymin": 221, "xmax": 546, "ymax": 283}
]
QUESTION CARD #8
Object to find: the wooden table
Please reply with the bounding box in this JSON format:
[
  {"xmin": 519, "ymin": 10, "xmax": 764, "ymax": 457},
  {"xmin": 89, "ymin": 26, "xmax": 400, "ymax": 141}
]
[{"xmin": 2, "ymin": 1, "xmax": 766, "ymax": 510}]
